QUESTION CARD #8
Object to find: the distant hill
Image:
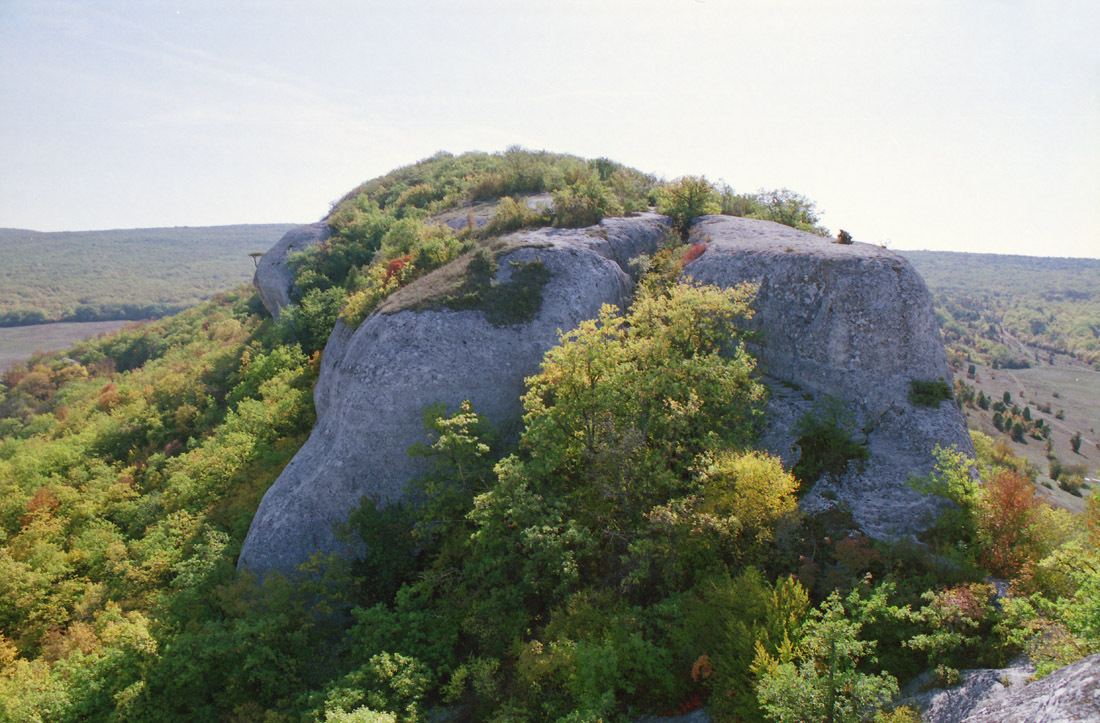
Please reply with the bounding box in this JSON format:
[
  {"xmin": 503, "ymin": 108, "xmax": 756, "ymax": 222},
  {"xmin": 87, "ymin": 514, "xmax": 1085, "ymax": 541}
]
[
  {"xmin": 0, "ymin": 224, "xmax": 298, "ymax": 326},
  {"xmin": 900, "ymin": 250, "xmax": 1100, "ymax": 300},
  {"xmin": 900, "ymin": 250, "xmax": 1100, "ymax": 370}
]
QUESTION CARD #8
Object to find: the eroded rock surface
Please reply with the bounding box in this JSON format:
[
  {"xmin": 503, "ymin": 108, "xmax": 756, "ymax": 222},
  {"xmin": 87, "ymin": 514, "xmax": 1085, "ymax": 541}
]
[
  {"xmin": 685, "ymin": 215, "xmax": 973, "ymax": 537},
  {"xmin": 253, "ymin": 221, "xmax": 331, "ymax": 319},
  {"xmin": 238, "ymin": 214, "xmax": 670, "ymax": 576},
  {"xmin": 911, "ymin": 655, "xmax": 1100, "ymax": 723}
]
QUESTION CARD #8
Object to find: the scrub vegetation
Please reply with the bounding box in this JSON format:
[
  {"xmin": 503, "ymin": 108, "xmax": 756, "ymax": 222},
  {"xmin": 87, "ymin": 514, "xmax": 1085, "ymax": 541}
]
[
  {"xmin": 1, "ymin": 150, "xmax": 1097, "ymax": 721},
  {"xmin": 277, "ymin": 148, "xmax": 831, "ymax": 351}
]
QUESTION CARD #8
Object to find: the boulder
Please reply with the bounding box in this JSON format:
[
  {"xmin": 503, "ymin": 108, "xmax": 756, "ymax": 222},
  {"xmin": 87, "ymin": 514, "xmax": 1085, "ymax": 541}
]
[
  {"xmin": 238, "ymin": 214, "xmax": 670, "ymax": 576},
  {"xmin": 253, "ymin": 221, "xmax": 331, "ymax": 319},
  {"xmin": 684, "ymin": 215, "xmax": 973, "ymax": 537},
  {"xmin": 911, "ymin": 654, "xmax": 1100, "ymax": 723},
  {"xmin": 960, "ymin": 654, "xmax": 1100, "ymax": 722}
]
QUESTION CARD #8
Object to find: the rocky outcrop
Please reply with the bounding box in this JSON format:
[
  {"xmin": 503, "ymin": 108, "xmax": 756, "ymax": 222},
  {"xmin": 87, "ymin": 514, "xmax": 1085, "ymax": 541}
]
[
  {"xmin": 684, "ymin": 216, "xmax": 972, "ymax": 537},
  {"xmin": 253, "ymin": 221, "xmax": 331, "ymax": 319},
  {"xmin": 238, "ymin": 214, "xmax": 670, "ymax": 576},
  {"xmin": 911, "ymin": 655, "xmax": 1100, "ymax": 723},
  {"xmin": 240, "ymin": 211, "xmax": 972, "ymax": 576}
]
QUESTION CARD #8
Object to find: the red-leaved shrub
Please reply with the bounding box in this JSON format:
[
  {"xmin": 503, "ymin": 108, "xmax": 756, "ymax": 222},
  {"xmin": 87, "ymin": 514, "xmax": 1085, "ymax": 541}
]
[
  {"xmin": 682, "ymin": 242, "xmax": 707, "ymax": 267},
  {"xmin": 978, "ymin": 469, "xmax": 1041, "ymax": 577}
]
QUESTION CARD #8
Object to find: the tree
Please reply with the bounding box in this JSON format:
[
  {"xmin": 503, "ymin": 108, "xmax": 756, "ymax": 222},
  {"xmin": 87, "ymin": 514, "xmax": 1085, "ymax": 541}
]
[
  {"xmin": 754, "ymin": 587, "xmax": 899, "ymax": 723},
  {"xmin": 658, "ymin": 176, "xmax": 720, "ymax": 238},
  {"xmin": 1070, "ymin": 431, "xmax": 1082, "ymax": 454},
  {"xmin": 748, "ymin": 188, "xmax": 828, "ymax": 235}
]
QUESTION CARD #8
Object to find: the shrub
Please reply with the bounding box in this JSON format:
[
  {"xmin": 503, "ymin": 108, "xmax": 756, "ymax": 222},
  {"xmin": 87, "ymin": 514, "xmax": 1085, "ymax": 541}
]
[
  {"xmin": 482, "ymin": 196, "xmax": 545, "ymax": 237},
  {"xmin": 754, "ymin": 587, "xmax": 899, "ymax": 723},
  {"xmin": 677, "ymin": 570, "xmax": 809, "ymax": 721},
  {"xmin": 551, "ymin": 178, "xmax": 622, "ymax": 228},
  {"xmin": 909, "ymin": 379, "xmax": 954, "ymax": 407},
  {"xmin": 836, "ymin": 229, "xmax": 853, "ymax": 244},
  {"xmin": 909, "ymin": 446, "xmax": 981, "ymax": 559},
  {"xmin": 277, "ymin": 286, "xmax": 348, "ymax": 354},
  {"xmin": 791, "ymin": 398, "xmax": 869, "ymax": 489},
  {"xmin": 905, "ymin": 583, "xmax": 1003, "ymax": 682},
  {"xmin": 681, "ymin": 241, "xmax": 707, "ymax": 267},
  {"xmin": 657, "ymin": 176, "xmax": 720, "ymax": 238},
  {"xmin": 747, "ymin": 188, "xmax": 828, "ymax": 235}
]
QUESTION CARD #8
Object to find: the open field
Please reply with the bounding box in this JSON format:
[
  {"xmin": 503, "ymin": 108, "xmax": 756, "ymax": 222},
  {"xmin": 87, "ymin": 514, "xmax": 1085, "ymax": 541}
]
[
  {"xmin": 0, "ymin": 320, "xmax": 132, "ymax": 373},
  {"xmin": 958, "ymin": 353, "xmax": 1098, "ymax": 513},
  {"xmin": 900, "ymin": 249, "xmax": 1100, "ymax": 511}
]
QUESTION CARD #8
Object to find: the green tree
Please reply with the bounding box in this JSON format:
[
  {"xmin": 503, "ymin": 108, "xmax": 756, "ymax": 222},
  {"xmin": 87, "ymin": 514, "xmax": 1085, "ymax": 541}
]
[
  {"xmin": 754, "ymin": 587, "xmax": 899, "ymax": 723},
  {"xmin": 658, "ymin": 176, "xmax": 720, "ymax": 238},
  {"xmin": 748, "ymin": 188, "xmax": 828, "ymax": 235},
  {"xmin": 1070, "ymin": 431, "xmax": 1082, "ymax": 453}
]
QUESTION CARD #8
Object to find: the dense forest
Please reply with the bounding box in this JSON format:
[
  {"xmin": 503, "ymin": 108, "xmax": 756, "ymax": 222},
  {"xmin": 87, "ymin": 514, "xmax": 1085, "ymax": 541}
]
[
  {"xmin": 1, "ymin": 150, "xmax": 1097, "ymax": 722},
  {"xmin": 0, "ymin": 225, "xmax": 295, "ymax": 326}
]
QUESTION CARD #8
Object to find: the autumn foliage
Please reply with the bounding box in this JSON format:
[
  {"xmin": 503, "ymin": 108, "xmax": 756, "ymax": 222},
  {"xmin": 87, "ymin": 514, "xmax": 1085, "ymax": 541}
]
[{"xmin": 976, "ymin": 469, "xmax": 1042, "ymax": 577}]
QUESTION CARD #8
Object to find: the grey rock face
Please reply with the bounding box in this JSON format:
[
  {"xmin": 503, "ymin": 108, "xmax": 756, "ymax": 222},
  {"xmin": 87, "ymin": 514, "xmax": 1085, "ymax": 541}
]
[
  {"xmin": 685, "ymin": 215, "xmax": 973, "ymax": 538},
  {"xmin": 907, "ymin": 661, "xmax": 1035, "ymax": 723},
  {"xmin": 912, "ymin": 655, "xmax": 1100, "ymax": 723},
  {"xmin": 238, "ymin": 214, "xmax": 670, "ymax": 577},
  {"xmin": 253, "ymin": 221, "xmax": 331, "ymax": 319},
  {"xmin": 961, "ymin": 654, "xmax": 1100, "ymax": 723}
]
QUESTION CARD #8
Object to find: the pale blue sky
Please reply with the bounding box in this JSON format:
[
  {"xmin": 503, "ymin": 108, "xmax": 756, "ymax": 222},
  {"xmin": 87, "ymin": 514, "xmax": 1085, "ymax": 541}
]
[{"xmin": 1, "ymin": 0, "xmax": 1097, "ymax": 257}]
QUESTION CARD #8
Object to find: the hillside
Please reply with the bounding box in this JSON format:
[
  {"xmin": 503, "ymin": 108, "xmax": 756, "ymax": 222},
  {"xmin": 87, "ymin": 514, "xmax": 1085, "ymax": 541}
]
[
  {"xmin": 0, "ymin": 224, "xmax": 297, "ymax": 326},
  {"xmin": 900, "ymin": 250, "xmax": 1100, "ymax": 370},
  {"xmin": 0, "ymin": 150, "xmax": 1096, "ymax": 722},
  {"xmin": 900, "ymin": 250, "xmax": 1099, "ymax": 512}
]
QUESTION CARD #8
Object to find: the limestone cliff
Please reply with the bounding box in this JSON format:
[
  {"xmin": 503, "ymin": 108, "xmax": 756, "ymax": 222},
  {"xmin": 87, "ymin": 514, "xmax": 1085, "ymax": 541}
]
[
  {"xmin": 253, "ymin": 221, "xmax": 330, "ymax": 319},
  {"xmin": 684, "ymin": 215, "xmax": 973, "ymax": 538},
  {"xmin": 239, "ymin": 212, "xmax": 972, "ymax": 577},
  {"xmin": 238, "ymin": 214, "xmax": 671, "ymax": 576}
]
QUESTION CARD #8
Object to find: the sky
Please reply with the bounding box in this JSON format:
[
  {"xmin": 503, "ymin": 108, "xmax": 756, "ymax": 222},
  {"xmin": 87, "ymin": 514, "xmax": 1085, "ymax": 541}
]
[{"xmin": 1, "ymin": 0, "xmax": 1098, "ymax": 258}]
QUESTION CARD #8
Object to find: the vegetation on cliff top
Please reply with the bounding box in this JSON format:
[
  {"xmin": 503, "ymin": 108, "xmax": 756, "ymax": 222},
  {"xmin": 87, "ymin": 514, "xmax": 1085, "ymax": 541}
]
[{"xmin": 278, "ymin": 148, "xmax": 828, "ymax": 350}]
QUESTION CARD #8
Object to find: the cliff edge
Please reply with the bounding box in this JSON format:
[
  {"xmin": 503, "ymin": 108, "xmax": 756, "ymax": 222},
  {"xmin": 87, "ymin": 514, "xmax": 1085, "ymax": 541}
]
[{"xmin": 686, "ymin": 215, "xmax": 973, "ymax": 537}]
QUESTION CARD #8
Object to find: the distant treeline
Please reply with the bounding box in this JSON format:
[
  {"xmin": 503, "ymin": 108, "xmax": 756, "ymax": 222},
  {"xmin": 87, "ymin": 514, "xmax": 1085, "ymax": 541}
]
[
  {"xmin": 0, "ymin": 303, "xmax": 191, "ymax": 327},
  {"xmin": 0, "ymin": 223, "xmax": 297, "ymax": 327}
]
